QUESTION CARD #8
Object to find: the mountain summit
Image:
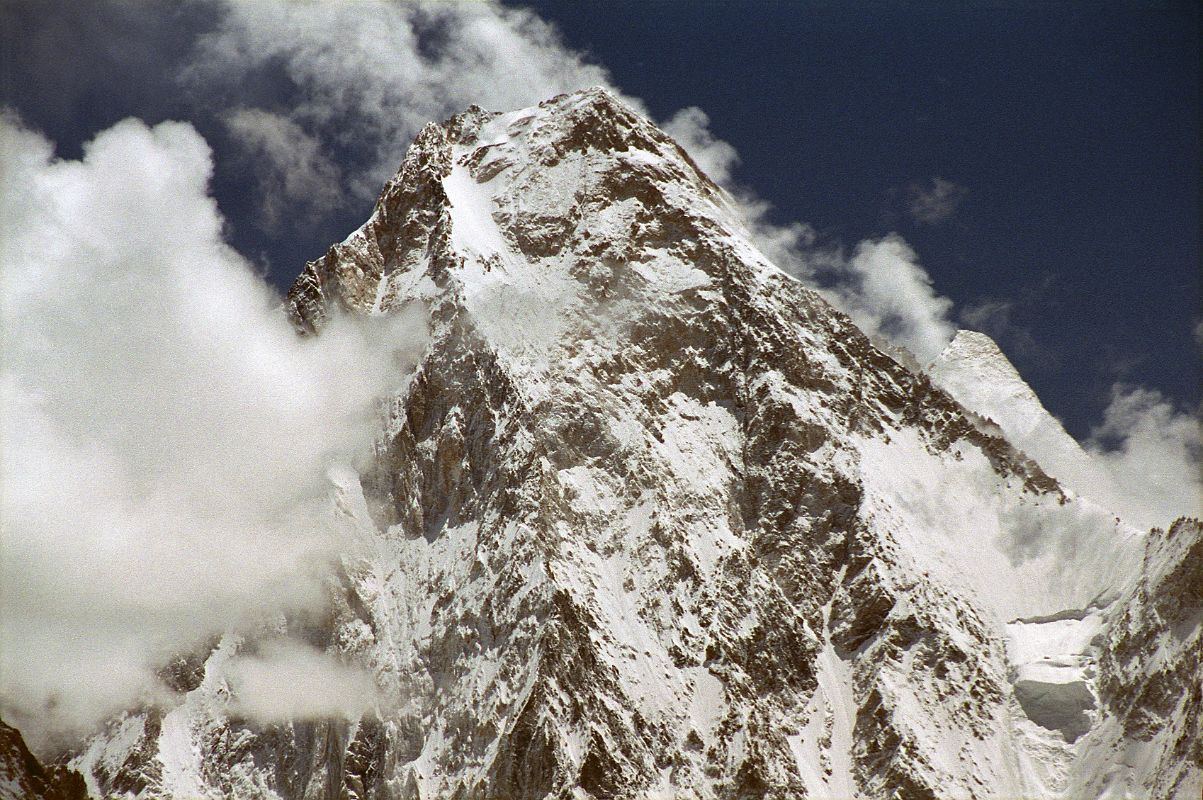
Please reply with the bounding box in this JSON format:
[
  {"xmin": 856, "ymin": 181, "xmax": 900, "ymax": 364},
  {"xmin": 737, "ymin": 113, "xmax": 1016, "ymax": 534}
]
[{"xmin": 28, "ymin": 88, "xmax": 1199, "ymax": 799}]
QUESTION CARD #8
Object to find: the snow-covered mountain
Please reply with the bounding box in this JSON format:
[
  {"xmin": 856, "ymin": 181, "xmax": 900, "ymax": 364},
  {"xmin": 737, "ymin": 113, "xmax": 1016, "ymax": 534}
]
[
  {"xmin": 929, "ymin": 330, "xmax": 1144, "ymax": 533},
  {"xmin": 9, "ymin": 87, "xmax": 1199, "ymax": 799},
  {"xmin": 929, "ymin": 330, "xmax": 1087, "ymax": 471}
]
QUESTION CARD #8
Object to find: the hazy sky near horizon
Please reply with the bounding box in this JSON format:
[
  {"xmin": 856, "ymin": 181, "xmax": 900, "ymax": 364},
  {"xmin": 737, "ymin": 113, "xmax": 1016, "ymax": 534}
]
[{"xmin": 1, "ymin": 0, "xmax": 1198, "ymax": 439}]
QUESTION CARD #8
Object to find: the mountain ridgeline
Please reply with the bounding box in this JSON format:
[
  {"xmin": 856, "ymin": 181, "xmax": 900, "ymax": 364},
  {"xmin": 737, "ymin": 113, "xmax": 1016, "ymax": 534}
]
[{"xmin": 10, "ymin": 88, "xmax": 1199, "ymax": 799}]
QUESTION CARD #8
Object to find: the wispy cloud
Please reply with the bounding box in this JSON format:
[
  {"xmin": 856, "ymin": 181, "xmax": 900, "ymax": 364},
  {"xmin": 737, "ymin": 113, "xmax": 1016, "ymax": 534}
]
[
  {"xmin": 823, "ymin": 235, "xmax": 957, "ymax": 364},
  {"xmin": 959, "ymin": 298, "xmax": 1014, "ymax": 336},
  {"xmin": 174, "ymin": 0, "xmax": 966, "ymax": 366},
  {"xmin": 662, "ymin": 106, "xmax": 741, "ymax": 185},
  {"xmin": 226, "ymin": 640, "xmax": 379, "ymax": 723},
  {"xmin": 221, "ymin": 107, "xmax": 342, "ymax": 229},
  {"xmin": 906, "ymin": 176, "xmax": 968, "ymax": 225},
  {"xmin": 932, "ymin": 327, "xmax": 1200, "ymax": 530},
  {"xmin": 959, "ymin": 297, "xmax": 1054, "ymax": 368},
  {"xmin": 660, "ymin": 109, "xmax": 958, "ymax": 362},
  {"xmin": 1082, "ymin": 385, "xmax": 1202, "ymax": 529}
]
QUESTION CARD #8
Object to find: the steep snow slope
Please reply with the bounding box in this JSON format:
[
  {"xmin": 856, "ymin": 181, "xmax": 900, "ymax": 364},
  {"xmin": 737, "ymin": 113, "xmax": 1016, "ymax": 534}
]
[
  {"xmin": 928, "ymin": 329, "xmax": 1177, "ymax": 534},
  {"xmin": 1067, "ymin": 517, "xmax": 1203, "ymax": 800},
  {"xmin": 62, "ymin": 88, "xmax": 1200, "ymax": 799},
  {"xmin": 929, "ymin": 331, "xmax": 1080, "ymax": 459}
]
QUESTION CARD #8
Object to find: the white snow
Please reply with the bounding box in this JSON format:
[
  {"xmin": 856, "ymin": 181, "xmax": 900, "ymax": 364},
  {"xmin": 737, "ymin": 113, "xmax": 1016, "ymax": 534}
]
[
  {"xmin": 369, "ymin": 271, "xmax": 391, "ymax": 314},
  {"xmin": 685, "ymin": 667, "xmax": 726, "ymax": 742},
  {"xmin": 442, "ymin": 162, "xmax": 512, "ymax": 267},
  {"xmin": 856, "ymin": 427, "xmax": 1137, "ymax": 621},
  {"xmin": 157, "ymin": 704, "xmax": 213, "ymax": 799},
  {"xmin": 929, "ymin": 331, "xmax": 1067, "ymax": 445},
  {"xmin": 1006, "ymin": 612, "xmax": 1102, "ymax": 743},
  {"xmin": 1006, "ymin": 612, "xmax": 1103, "ymax": 669},
  {"xmin": 70, "ymin": 713, "xmax": 149, "ymax": 798},
  {"xmin": 791, "ymin": 633, "xmax": 858, "ymax": 797}
]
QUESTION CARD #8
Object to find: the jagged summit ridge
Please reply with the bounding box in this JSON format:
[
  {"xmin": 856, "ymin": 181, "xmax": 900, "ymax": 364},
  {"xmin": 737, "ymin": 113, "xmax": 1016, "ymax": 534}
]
[
  {"xmin": 50, "ymin": 88, "xmax": 1202, "ymax": 800},
  {"xmin": 289, "ymin": 86, "xmax": 748, "ymax": 333}
]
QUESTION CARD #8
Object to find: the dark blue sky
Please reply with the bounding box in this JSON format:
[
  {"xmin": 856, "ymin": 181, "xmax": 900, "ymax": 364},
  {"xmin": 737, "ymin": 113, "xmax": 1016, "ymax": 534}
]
[
  {"xmin": 2, "ymin": 1, "xmax": 1197, "ymax": 440},
  {"xmin": 509, "ymin": 1, "xmax": 1200, "ymax": 439}
]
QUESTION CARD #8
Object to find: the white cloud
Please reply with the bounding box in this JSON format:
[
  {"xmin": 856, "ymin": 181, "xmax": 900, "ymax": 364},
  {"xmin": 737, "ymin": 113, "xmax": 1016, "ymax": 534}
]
[
  {"xmin": 662, "ymin": 106, "xmax": 740, "ymax": 185},
  {"xmin": 1082, "ymin": 385, "xmax": 1202, "ymax": 530},
  {"xmin": 907, "ymin": 176, "xmax": 968, "ymax": 224},
  {"xmin": 659, "ymin": 106, "xmax": 957, "ymax": 362},
  {"xmin": 0, "ymin": 113, "xmax": 425, "ymax": 747},
  {"xmin": 859, "ymin": 427, "xmax": 1139, "ymax": 622},
  {"xmin": 222, "ymin": 107, "xmax": 342, "ymax": 228},
  {"xmin": 960, "ymin": 299, "xmax": 1014, "ymax": 337},
  {"xmin": 186, "ymin": 0, "xmax": 626, "ymax": 215},
  {"xmin": 226, "ymin": 641, "xmax": 378, "ymax": 723},
  {"xmin": 822, "ymin": 235, "xmax": 957, "ymax": 364},
  {"xmin": 655, "ymin": 108, "xmax": 957, "ymax": 362}
]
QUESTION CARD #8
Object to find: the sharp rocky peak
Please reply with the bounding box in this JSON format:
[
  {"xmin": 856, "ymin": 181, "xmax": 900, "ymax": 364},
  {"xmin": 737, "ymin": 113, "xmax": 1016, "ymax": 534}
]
[
  {"xmin": 60, "ymin": 92, "xmax": 1202, "ymax": 800},
  {"xmin": 286, "ymin": 85, "xmax": 738, "ymax": 336}
]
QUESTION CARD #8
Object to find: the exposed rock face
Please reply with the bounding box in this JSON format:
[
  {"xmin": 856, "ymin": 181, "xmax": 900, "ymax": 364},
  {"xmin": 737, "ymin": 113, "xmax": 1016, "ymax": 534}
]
[
  {"xmin": 0, "ymin": 720, "xmax": 86, "ymax": 800},
  {"xmin": 1071, "ymin": 517, "xmax": 1203, "ymax": 799},
  {"xmin": 56, "ymin": 88, "xmax": 1200, "ymax": 798}
]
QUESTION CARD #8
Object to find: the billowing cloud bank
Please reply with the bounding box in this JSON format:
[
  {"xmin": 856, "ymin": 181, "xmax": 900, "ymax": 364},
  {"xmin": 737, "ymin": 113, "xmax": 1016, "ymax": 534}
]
[
  {"xmin": 225, "ymin": 639, "xmax": 380, "ymax": 724},
  {"xmin": 0, "ymin": 113, "xmax": 424, "ymax": 745},
  {"xmin": 1081, "ymin": 385, "xmax": 1201, "ymax": 530}
]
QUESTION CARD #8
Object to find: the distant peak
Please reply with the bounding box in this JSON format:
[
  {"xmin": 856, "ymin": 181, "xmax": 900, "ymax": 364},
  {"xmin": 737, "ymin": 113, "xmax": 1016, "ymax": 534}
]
[
  {"xmin": 934, "ymin": 329, "xmax": 1023, "ymax": 379},
  {"xmin": 932, "ymin": 329, "xmax": 1032, "ymax": 397}
]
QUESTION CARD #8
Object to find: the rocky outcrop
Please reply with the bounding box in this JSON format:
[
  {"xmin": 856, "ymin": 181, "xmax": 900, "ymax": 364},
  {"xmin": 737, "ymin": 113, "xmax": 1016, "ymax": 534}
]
[
  {"xmin": 0, "ymin": 720, "xmax": 86, "ymax": 800},
  {"xmin": 1072, "ymin": 517, "xmax": 1202, "ymax": 799}
]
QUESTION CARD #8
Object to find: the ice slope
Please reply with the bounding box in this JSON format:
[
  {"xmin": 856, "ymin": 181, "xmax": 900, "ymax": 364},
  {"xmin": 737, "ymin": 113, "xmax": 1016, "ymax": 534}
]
[
  {"xmin": 929, "ymin": 331, "xmax": 1079, "ymax": 454},
  {"xmin": 59, "ymin": 88, "xmax": 1201, "ymax": 799},
  {"xmin": 928, "ymin": 329, "xmax": 1170, "ymax": 533}
]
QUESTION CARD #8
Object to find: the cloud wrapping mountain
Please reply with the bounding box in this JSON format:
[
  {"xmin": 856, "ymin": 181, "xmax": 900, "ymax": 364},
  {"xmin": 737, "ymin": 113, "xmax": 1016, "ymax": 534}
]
[
  {"xmin": 0, "ymin": 0, "xmax": 1197, "ymax": 755},
  {"xmin": 0, "ymin": 113, "xmax": 423, "ymax": 744}
]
